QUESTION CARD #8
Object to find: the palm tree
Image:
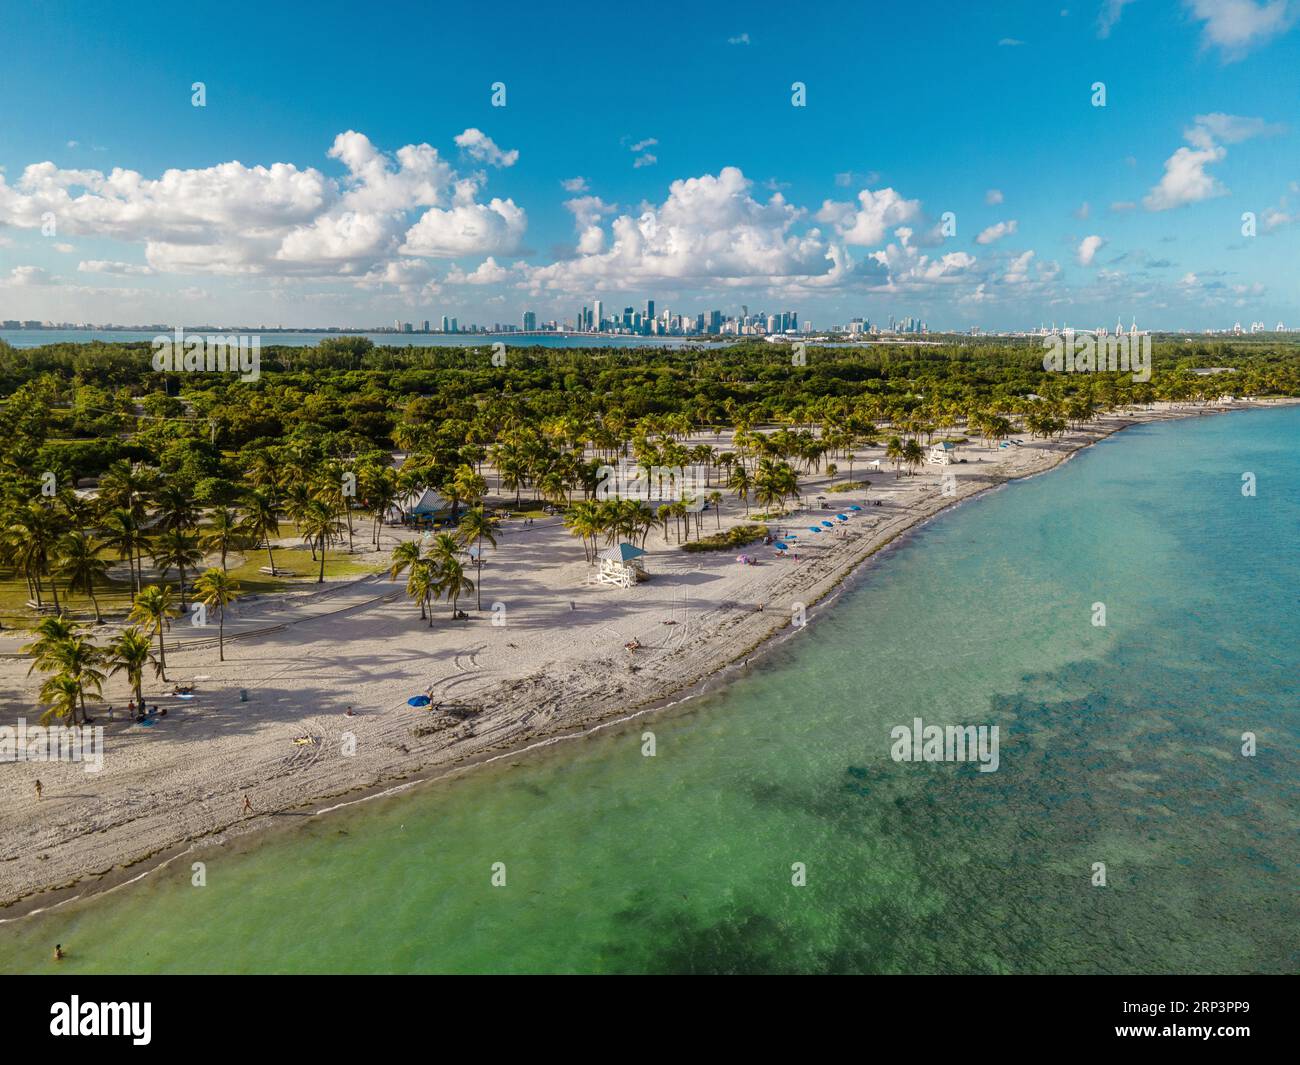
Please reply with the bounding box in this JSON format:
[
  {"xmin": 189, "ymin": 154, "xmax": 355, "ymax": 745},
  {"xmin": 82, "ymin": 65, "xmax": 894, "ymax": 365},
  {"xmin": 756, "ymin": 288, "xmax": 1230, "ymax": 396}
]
[
  {"xmin": 108, "ymin": 627, "xmax": 154, "ymax": 709},
  {"xmin": 56, "ymin": 530, "xmax": 110, "ymax": 623},
  {"xmin": 902, "ymin": 439, "xmax": 925, "ymax": 476},
  {"xmin": 563, "ymin": 500, "xmax": 603, "ymax": 563},
  {"xmin": 754, "ymin": 459, "xmax": 793, "ymax": 514},
  {"xmin": 200, "ymin": 506, "xmax": 243, "ymax": 572},
  {"xmin": 44, "ymin": 635, "xmax": 105, "ymax": 725},
  {"xmin": 21, "ymin": 614, "xmax": 81, "ymax": 677},
  {"xmin": 5, "ymin": 504, "xmax": 60, "ymax": 610},
  {"xmin": 298, "ymin": 500, "xmax": 343, "ymax": 583},
  {"xmin": 438, "ymin": 556, "xmax": 474, "ymax": 618},
  {"xmin": 99, "ymin": 507, "xmax": 143, "ymax": 597},
  {"xmin": 39, "ymin": 674, "xmax": 85, "ymax": 727},
  {"xmin": 455, "ymin": 506, "xmax": 497, "ymax": 610},
  {"xmin": 151, "ymin": 529, "xmax": 202, "ymax": 607},
  {"xmin": 429, "ymin": 531, "xmax": 460, "ymax": 564},
  {"xmin": 241, "ymin": 488, "xmax": 281, "ymax": 574},
  {"xmin": 362, "ymin": 466, "xmax": 400, "ymax": 549},
  {"xmin": 727, "ymin": 465, "xmax": 752, "ymax": 515},
  {"xmin": 389, "ymin": 541, "xmax": 428, "ymax": 619},
  {"xmin": 153, "ymin": 482, "xmax": 199, "ymax": 535},
  {"xmin": 449, "ymin": 464, "xmax": 487, "ymax": 524},
  {"xmin": 407, "ymin": 559, "xmax": 438, "ymax": 625},
  {"xmin": 885, "ymin": 436, "xmax": 905, "ymax": 477},
  {"xmin": 130, "ymin": 584, "xmax": 178, "ymax": 682},
  {"xmin": 192, "ymin": 568, "xmax": 242, "ymax": 661}
]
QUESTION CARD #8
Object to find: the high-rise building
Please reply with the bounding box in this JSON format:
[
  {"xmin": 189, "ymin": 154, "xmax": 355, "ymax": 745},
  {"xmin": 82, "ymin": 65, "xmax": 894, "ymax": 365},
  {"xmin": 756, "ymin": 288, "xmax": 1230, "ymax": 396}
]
[
  {"xmin": 523, "ymin": 310, "xmax": 537, "ymax": 331},
  {"xmin": 645, "ymin": 299, "xmax": 655, "ymax": 322},
  {"xmin": 449, "ymin": 317, "xmax": 458, "ymax": 333},
  {"xmin": 422, "ymin": 320, "xmax": 430, "ymax": 333},
  {"xmin": 708, "ymin": 310, "xmax": 722, "ymax": 334},
  {"xmin": 593, "ymin": 300, "xmax": 603, "ymax": 331},
  {"xmin": 440, "ymin": 315, "xmax": 450, "ymax": 332}
]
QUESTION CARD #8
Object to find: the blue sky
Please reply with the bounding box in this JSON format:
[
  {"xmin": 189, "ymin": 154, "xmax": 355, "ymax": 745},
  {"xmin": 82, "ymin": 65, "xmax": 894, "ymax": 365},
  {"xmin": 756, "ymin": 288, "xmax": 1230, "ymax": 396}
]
[{"xmin": 0, "ymin": 0, "xmax": 1297, "ymax": 330}]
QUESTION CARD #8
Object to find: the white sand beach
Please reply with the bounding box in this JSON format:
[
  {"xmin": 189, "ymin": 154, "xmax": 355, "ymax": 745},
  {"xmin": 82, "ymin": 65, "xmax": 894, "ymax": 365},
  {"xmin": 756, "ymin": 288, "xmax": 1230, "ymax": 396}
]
[{"xmin": 0, "ymin": 399, "xmax": 1291, "ymax": 913}]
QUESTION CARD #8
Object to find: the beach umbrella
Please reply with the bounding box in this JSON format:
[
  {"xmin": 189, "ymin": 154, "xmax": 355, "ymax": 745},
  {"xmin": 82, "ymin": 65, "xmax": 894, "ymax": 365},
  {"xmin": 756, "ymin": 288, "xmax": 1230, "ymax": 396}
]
[
  {"xmin": 836, "ymin": 514, "xmax": 849, "ymax": 522},
  {"xmin": 407, "ymin": 695, "xmax": 431, "ymax": 708},
  {"xmin": 849, "ymin": 505, "xmax": 862, "ymax": 511},
  {"xmin": 774, "ymin": 542, "xmax": 788, "ymax": 550},
  {"xmin": 821, "ymin": 520, "xmax": 835, "ymax": 527},
  {"xmin": 808, "ymin": 526, "xmax": 822, "ymax": 533}
]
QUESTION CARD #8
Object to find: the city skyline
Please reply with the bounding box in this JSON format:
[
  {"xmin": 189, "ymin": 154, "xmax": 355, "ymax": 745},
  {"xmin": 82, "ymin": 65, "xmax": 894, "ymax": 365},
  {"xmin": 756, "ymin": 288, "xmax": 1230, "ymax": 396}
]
[{"xmin": 2, "ymin": 0, "xmax": 1299, "ymax": 331}]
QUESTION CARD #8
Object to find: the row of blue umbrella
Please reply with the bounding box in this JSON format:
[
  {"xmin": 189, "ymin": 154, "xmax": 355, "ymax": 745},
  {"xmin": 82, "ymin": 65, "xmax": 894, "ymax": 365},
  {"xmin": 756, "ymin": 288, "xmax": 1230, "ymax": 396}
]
[{"xmin": 774, "ymin": 504, "xmax": 863, "ymax": 550}]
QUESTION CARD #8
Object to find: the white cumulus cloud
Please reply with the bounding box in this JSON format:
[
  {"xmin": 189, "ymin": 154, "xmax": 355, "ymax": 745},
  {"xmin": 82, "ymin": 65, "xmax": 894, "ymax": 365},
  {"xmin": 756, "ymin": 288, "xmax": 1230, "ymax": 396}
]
[
  {"xmin": 1077, "ymin": 234, "xmax": 1106, "ymax": 265},
  {"xmin": 975, "ymin": 219, "xmax": 1018, "ymax": 244}
]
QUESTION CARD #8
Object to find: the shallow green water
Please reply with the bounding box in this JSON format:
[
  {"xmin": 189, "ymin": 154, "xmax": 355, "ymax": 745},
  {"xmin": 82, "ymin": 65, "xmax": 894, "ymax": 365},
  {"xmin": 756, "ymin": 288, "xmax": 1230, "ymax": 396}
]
[{"xmin": 3, "ymin": 408, "xmax": 1297, "ymax": 974}]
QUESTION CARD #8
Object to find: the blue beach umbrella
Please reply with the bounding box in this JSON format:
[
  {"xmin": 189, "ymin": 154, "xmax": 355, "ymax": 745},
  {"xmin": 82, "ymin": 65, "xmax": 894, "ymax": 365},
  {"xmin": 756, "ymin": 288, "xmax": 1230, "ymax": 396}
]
[
  {"xmin": 836, "ymin": 514, "xmax": 849, "ymax": 521},
  {"xmin": 407, "ymin": 695, "xmax": 431, "ymax": 707},
  {"xmin": 849, "ymin": 505, "xmax": 862, "ymax": 511},
  {"xmin": 821, "ymin": 520, "xmax": 835, "ymax": 527},
  {"xmin": 808, "ymin": 526, "xmax": 823, "ymax": 533}
]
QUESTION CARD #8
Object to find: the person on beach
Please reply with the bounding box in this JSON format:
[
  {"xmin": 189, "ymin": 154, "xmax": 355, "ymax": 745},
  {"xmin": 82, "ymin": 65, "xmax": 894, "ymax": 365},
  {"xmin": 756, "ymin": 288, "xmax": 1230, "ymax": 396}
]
[
  {"xmin": 35, "ymin": 779, "xmax": 43, "ymax": 801},
  {"xmin": 54, "ymin": 944, "xmax": 64, "ymax": 961},
  {"xmin": 242, "ymin": 794, "xmax": 253, "ymax": 815},
  {"xmin": 345, "ymin": 705, "xmax": 355, "ymax": 716}
]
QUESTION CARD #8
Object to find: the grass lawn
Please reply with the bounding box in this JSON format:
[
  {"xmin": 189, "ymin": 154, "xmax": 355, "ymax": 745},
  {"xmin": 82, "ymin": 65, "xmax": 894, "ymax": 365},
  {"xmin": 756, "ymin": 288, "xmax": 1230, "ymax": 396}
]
[{"xmin": 0, "ymin": 547, "xmax": 378, "ymax": 631}]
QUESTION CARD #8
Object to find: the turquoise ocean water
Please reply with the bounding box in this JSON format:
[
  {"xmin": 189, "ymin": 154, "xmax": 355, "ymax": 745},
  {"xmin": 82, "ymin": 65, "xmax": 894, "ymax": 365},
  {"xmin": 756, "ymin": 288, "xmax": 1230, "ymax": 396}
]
[{"xmin": 2, "ymin": 407, "xmax": 1296, "ymax": 974}]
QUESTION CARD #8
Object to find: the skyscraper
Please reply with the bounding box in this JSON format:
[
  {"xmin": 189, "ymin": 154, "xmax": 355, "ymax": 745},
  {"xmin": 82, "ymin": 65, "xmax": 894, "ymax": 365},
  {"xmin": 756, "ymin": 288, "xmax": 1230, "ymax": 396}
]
[
  {"xmin": 523, "ymin": 310, "xmax": 537, "ymax": 331},
  {"xmin": 593, "ymin": 300, "xmax": 603, "ymax": 331},
  {"xmin": 645, "ymin": 299, "xmax": 655, "ymax": 322}
]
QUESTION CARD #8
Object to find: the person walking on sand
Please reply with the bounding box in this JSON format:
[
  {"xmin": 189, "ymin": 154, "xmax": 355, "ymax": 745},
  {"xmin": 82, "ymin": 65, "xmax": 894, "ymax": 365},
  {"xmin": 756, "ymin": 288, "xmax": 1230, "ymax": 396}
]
[
  {"xmin": 34, "ymin": 779, "xmax": 42, "ymax": 801},
  {"xmin": 54, "ymin": 944, "xmax": 64, "ymax": 961},
  {"xmin": 242, "ymin": 794, "xmax": 253, "ymax": 815}
]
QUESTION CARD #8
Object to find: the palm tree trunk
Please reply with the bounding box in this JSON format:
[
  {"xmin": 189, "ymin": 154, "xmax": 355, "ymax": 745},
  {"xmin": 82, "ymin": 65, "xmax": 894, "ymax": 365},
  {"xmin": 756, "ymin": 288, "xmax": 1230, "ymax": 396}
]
[
  {"xmin": 218, "ymin": 608, "xmax": 225, "ymax": 662},
  {"xmin": 156, "ymin": 629, "xmax": 168, "ymax": 682}
]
